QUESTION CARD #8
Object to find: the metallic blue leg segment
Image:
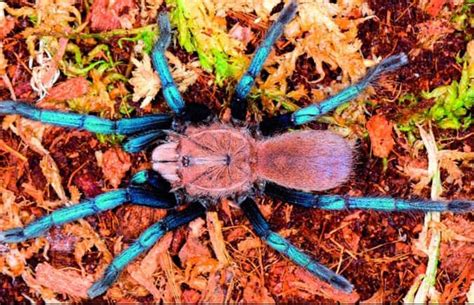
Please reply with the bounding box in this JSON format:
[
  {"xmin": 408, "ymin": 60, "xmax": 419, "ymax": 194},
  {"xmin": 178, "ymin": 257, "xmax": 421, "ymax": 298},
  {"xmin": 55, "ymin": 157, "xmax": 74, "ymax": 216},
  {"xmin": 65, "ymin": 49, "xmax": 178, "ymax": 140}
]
[
  {"xmin": 123, "ymin": 129, "xmax": 166, "ymax": 153},
  {"xmin": 259, "ymin": 53, "xmax": 409, "ymax": 135},
  {"xmin": 0, "ymin": 187, "xmax": 177, "ymax": 243},
  {"xmin": 0, "ymin": 101, "xmax": 172, "ymax": 135},
  {"xmin": 265, "ymin": 183, "xmax": 474, "ymax": 213},
  {"xmin": 231, "ymin": 1, "xmax": 297, "ymax": 120},
  {"xmin": 240, "ymin": 198, "xmax": 353, "ymax": 293},
  {"xmin": 87, "ymin": 202, "xmax": 206, "ymax": 298},
  {"xmin": 152, "ymin": 13, "xmax": 186, "ymax": 114}
]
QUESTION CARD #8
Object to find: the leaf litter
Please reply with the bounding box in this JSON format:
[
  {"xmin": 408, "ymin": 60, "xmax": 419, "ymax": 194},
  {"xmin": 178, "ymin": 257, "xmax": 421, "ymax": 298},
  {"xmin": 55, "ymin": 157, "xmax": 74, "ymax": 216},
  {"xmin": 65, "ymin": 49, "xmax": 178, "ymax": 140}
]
[{"xmin": 0, "ymin": 0, "xmax": 472, "ymax": 303}]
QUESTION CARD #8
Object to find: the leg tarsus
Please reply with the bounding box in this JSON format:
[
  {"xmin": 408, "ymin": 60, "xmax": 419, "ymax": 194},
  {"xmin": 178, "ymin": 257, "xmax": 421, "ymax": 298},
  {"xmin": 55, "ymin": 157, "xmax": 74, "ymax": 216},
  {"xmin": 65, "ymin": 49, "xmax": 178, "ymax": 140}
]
[
  {"xmin": 240, "ymin": 197, "xmax": 353, "ymax": 293},
  {"xmin": 87, "ymin": 202, "xmax": 206, "ymax": 298}
]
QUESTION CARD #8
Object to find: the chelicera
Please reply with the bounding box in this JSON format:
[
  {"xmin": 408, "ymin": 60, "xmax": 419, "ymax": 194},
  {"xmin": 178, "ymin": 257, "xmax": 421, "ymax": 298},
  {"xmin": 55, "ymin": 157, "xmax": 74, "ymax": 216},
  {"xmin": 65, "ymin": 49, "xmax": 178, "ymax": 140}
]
[{"xmin": 0, "ymin": 1, "xmax": 472, "ymax": 299}]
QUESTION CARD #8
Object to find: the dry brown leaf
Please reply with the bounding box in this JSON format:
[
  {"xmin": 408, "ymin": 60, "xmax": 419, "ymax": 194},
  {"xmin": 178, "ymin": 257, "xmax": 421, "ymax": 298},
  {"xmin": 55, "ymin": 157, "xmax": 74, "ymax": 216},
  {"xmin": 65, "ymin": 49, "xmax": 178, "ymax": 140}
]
[
  {"xmin": 237, "ymin": 237, "xmax": 262, "ymax": 252},
  {"xmin": 366, "ymin": 114, "xmax": 395, "ymax": 158},
  {"xmin": 128, "ymin": 233, "xmax": 173, "ymax": 300},
  {"xmin": 206, "ymin": 211, "xmax": 230, "ymax": 266},
  {"xmin": 0, "ymin": 16, "xmax": 15, "ymax": 39},
  {"xmin": 99, "ymin": 147, "xmax": 132, "ymax": 188},
  {"xmin": 270, "ymin": 262, "xmax": 360, "ymax": 303},
  {"xmin": 89, "ymin": 0, "xmax": 138, "ymax": 31},
  {"xmin": 242, "ymin": 274, "xmax": 275, "ymax": 304},
  {"xmin": 40, "ymin": 154, "xmax": 67, "ymax": 201},
  {"xmin": 416, "ymin": 20, "xmax": 454, "ymax": 50},
  {"xmin": 179, "ymin": 236, "xmax": 211, "ymax": 266},
  {"xmin": 33, "ymin": 263, "xmax": 94, "ymax": 298},
  {"xmin": 44, "ymin": 77, "xmax": 90, "ymax": 102}
]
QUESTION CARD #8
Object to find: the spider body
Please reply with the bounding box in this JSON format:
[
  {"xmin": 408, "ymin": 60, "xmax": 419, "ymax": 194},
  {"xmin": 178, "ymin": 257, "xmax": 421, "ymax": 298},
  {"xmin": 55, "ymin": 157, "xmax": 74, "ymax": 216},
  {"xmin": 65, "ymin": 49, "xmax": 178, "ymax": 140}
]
[
  {"xmin": 0, "ymin": 1, "xmax": 472, "ymax": 300},
  {"xmin": 152, "ymin": 124, "xmax": 352, "ymax": 198}
]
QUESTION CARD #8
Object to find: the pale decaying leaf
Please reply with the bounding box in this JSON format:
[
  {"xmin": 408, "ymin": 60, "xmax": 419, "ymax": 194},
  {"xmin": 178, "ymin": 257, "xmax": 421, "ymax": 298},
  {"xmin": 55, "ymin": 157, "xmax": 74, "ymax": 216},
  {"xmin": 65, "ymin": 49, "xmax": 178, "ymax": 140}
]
[
  {"xmin": 242, "ymin": 274, "xmax": 275, "ymax": 304},
  {"xmin": 44, "ymin": 77, "xmax": 90, "ymax": 102},
  {"xmin": 18, "ymin": 0, "xmax": 81, "ymax": 38},
  {"xmin": 129, "ymin": 51, "xmax": 199, "ymax": 108},
  {"xmin": 270, "ymin": 263, "xmax": 360, "ymax": 302},
  {"xmin": 97, "ymin": 147, "xmax": 132, "ymax": 188},
  {"xmin": 26, "ymin": 263, "xmax": 95, "ymax": 298},
  {"xmin": 206, "ymin": 211, "xmax": 231, "ymax": 266},
  {"xmin": 5, "ymin": 118, "xmax": 67, "ymax": 202},
  {"xmin": 399, "ymin": 133, "xmax": 474, "ymax": 195},
  {"xmin": 89, "ymin": 0, "xmax": 139, "ymax": 31},
  {"xmin": 65, "ymin": 221, "xmax": 113, "ymax": 275},
  {"xmin": 366, "ymin": 114, "xmax": 395, "ymax": 158},
  {"xmin": 127, "ymin": 233, "xmax": 173, "ymax": 300},
  {"xmin": 416, "ymin": 20, "xmax": 455, "ymax": 50},
  {"xmin": 29, "ymin": 38, "xmax": 68, "ymax": 100},
  {"xmin": 0, "ymin": 2, "xmax": 16, "ymax": 39}
]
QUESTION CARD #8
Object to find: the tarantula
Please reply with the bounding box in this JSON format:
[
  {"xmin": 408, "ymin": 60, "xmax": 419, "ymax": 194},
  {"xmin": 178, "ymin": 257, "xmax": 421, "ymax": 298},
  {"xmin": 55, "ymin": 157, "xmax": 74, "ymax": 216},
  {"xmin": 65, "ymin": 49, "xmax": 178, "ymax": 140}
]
[{"xmin": 0, "ymin": 1, "xmax": 472, "ymax": 299}]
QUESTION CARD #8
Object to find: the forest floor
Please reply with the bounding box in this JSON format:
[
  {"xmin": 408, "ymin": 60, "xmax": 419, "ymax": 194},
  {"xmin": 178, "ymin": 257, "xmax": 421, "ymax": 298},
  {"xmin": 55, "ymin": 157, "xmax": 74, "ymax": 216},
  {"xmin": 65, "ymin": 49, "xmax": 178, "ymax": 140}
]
[{"xmin": 0, "ymin": 0, "xmax": 473, "ymax": 304}]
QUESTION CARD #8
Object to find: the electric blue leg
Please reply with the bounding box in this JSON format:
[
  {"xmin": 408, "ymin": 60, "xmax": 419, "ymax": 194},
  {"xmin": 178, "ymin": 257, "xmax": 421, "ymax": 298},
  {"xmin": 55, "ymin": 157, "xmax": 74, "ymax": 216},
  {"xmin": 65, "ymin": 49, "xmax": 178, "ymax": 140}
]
[
  {"xmin": 0, "ymin": 186, "xmax": 177, "ymax": 243},
  {"xmin": 87, "ymin": 202, "xmax": 206, "ymax": 298},
  {"xmin": 259, "ymin": 53, "xmax": 409, "ymax": 135},
  {"xmin": 152, "ymin": 13, "xmax": 186, "ymax": 114},
  {"xmin": 240, "ymin": 197, "xmax": 353, "ymax": 293},
  {"xmin": 265, "ymin": 183, "xmax": 474, "ymax": 213},
  {"xmin": 123, "ymin": 129, "xmax": 166, "ymax": 153},
  {"xmin": 231, "ymin": 0, "xmax": 298, "ymax": 120},
  {"xmin": 0, "ymin": 101, "xmax": 172, "ymax": 135}
]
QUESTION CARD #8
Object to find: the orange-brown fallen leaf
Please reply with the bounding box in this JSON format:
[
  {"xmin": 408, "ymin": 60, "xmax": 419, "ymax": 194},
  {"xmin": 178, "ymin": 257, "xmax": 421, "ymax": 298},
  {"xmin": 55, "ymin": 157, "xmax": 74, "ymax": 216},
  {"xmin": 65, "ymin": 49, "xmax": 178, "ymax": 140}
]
[
  {"xmin": 32, "ymin": 263, "xmax": 94, "ymax": 298},
  {"xmin": 242, "ymin": 274, "xmax": 275, "ymax": 304},
  {"xmin": 0, "ymin": 16, "xmax": 15, "ymax": 39},
  {"xmin": 98, "ymin": 147, "xmax": 132, "ymax": 188},
  {"xmin": 366, "ymin": 114, "xmax": 395, "ymax": 158},
  {"xmin": 179, "ymin": 236, "xmax": 211, "ymax": 265},
  {"xmin": 88, "ymin": 0, "xmax": 138, "ymax": 32},
  {"xmin": 128, "ymin": 233, "xmax": 173, "ymax": 300},
  {"xmin": 44, "ymin": 77, "xmax": 90, "ymax": 102},
  {"xmin": 416, "ymin": 20, "xmax": 454, "ymax": 50},
  {"xmin": 270, "ymin": 262, "xmax": 360, "ymax": 303},
  {"xmin": 423, "ymin": 0, "xmax": 449, "ymax": 17}
]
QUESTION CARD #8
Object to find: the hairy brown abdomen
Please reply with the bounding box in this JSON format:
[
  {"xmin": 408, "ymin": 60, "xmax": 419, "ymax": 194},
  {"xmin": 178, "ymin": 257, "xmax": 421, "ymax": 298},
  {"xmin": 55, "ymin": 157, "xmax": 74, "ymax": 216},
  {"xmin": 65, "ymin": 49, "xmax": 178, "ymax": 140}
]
[{"xmin": 256, "ymin": 130, "xmax": 352, "ymax": 191}]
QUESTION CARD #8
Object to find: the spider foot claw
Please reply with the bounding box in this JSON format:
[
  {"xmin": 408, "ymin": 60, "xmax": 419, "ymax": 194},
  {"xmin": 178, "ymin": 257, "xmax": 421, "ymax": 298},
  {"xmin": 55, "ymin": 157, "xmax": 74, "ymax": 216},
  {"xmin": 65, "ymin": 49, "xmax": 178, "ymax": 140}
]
[
  {"xmin": 330, "ymin": 274, "xmax": 354, "ymax": 293},
  {"xmin": 0, "ymin": 228, "xmax": 25, "ymax": 243},
  {"xmin": 88, "ymin": 266, "xmax": 120, "ymax": 299}
]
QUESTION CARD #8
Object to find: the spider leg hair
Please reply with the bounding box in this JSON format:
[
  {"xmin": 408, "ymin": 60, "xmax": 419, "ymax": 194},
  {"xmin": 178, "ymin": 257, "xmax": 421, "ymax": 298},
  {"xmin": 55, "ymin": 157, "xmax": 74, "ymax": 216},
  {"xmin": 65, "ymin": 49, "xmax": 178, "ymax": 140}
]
[
  {"xmin": 240, "ymin": 197, "xmax": 354, "ymax": 293},
  {"xmin": 259, "ymin": 53, "xmax": 409, "ymax": 135},
  {"xmin": 87, "ymin": 202, "xmax": 206, "ymax": 298},
  {"xmin": 265, "ymin": 183, "xmax": 474, "ymax": 213},
  {"xmin": 152, "ymin": 13, "xmax": 186, "ymax": 114},
  {"xmin": 231, "ymin": 0, "xmax": 297, "ymax": 120},
  {"xmin": 123, "ymin": 129, "xmax": 167, "ymax": 153},
  {"xmin": 0, "ymin": 186, "xmax": 177, "ymax": 243},
  {"xmin": 0, "ymin": 101, "xmax": 172, "ymax": 135}
]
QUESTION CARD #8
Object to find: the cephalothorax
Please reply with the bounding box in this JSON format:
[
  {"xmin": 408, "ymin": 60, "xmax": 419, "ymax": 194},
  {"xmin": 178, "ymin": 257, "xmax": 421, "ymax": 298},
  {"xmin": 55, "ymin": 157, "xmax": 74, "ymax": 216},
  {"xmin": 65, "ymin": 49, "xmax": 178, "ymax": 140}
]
[{"xmin": 0, "ymin": 1, "xmax": 472, "ymax": 299}]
